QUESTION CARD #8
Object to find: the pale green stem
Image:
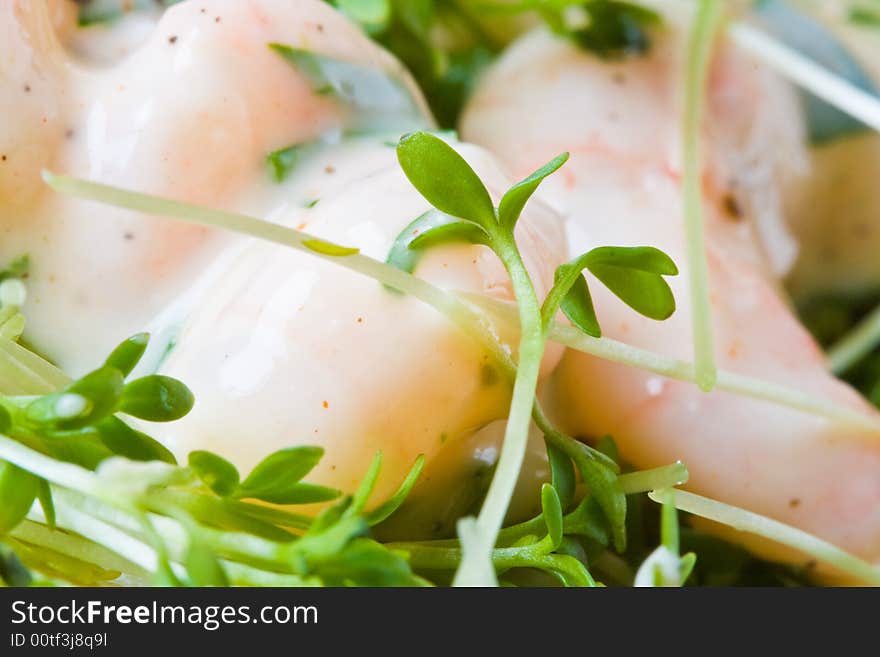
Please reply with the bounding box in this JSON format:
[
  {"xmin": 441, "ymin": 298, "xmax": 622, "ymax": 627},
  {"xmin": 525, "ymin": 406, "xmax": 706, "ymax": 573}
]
[
  {"xmin": 619, "ymin": 462, "xmax": 690, "ymax": 495},
  {"xmin": 650, "ymin": 488, "xmax": 880, "ymax": 585},
  {"xmin": 827, "ymin": 303, "xmax": 880, "ymax": 374},
  {"xmin": 728, "ymin": 21, "xmax": 880, "ymax": 132},
  {"xmin": 470, "ymin": 295, "xmax": 880, "ymax": 431},
  {"xmin": 44, "ymin": 173, "xmax": 880, "ymax": 433},
  {"xmin": 454, "ymin": 239, "xmax": 545, "ymax": 587},
  {"xmin": 682, "ymin": 0, "xmax": 723, "ymax": 391},
  {"xmin": 11, "ymin": 518, "xmax": 150, "ymax": 581}
]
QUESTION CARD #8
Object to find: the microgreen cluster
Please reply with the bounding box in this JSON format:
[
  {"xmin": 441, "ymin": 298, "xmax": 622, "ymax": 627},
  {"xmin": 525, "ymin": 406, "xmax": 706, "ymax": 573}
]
[
  {"xmin": 0, "ymin": 321, "xmax": 434, "ymax": 586},
  {"xmin": 389, "ymin": 131, "xmax": 677, "ymax": 584}
]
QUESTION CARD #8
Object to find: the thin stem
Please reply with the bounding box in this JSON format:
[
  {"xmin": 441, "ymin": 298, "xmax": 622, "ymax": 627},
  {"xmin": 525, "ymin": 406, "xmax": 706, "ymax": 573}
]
[
  {"xmin": 619, "ymin": 463, "xmax": 689, "ymax": 495},
  {"xmin": 728, "ymin": 22, "xmax": 880, "ymax": 133},
  {"xmin": 682, "ymin": 0, "xmax": 723, "ymax": 391},
  {"xmin": 11, "ymin": 518, "xmax": 150, "ymax": 581},
  {"xmin": 827, "ymin": 303, "xmax": 880, "ymax": 374},
  {"xmin": 42, "ymin": 172, "xmax": 513, "ymax": 377},
  {"xmin": 454, "ymin": 237, "xmax": 546, "ymax": 586},
  {"xmin": 649, "ymin": 488, "xmax": 880, "ymax": 585},
  {"xmin": 472, "ymin": 295, "xmax": 880, "ymax": 431},
  {"xmin": 45, "ymin": 174, "xmax": 880, "ymax": 432}
]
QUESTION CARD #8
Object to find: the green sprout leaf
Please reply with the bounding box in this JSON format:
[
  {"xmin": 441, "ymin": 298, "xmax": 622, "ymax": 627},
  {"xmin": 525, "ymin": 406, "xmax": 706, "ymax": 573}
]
[
  {"xmin": 185, "ymin": 533, "xmax": 229, "ymax": 587},
  {"xmin": 347, "ymin": 451, "xmax": 383, "ymax": 517},
  {"xmin": 266, "ymin": 143, "xmax": 318, "ymax": 183},
  {"xmin": 571, "ymin": 1, "xmax": 661, "ymax": 58},
  {"xmin": 0, "ymin": 405, "xmax": 11, "ymax": 434},
  {"xmin": 0, "ymin": 461, "xmax": 39, "ymax": 534},
  {"xmin": 302, "ymin": 238, "xmax": 360, "ymax": 257},
  {"xmin": 236, "ymin": 447, "xmax": 337, "ymax": 504},
  {"xmin": 104, "ymin": 333, "xmax": 149, "ymax": 378},
  {"xmin": 0, "ymin": 545, "xmax": 32, "ymax": 586},
  {"xmin": 397, "ymin": 132, "xmax": 497, "ymax": 227},
  {"xmin": 578, "ymin": 458, "xmax": 627, "ymax": 552},
  {"xmin": 36, "ymin": 478, "xmax": 55, "ymax": 530},
  {"xmin": 189, "ymin": 451, "xmax": 240, "ymax": 497},
  {"xmin": 560, "ymin": 270, "xmax": 602, "ymax": 338},
  {"xmin": 333, "ymin": 0, "xmax": 392, "ymax": 34},
  {"xmin": 386, "ymin": 210, "xmax": 490, "ymax": 277},
  {"xmin": 541, "ymin": 484, "xmax": 564, "ymax": 550},
  {"xmin": 119, "ymin": 375, "xmax": 194, "ymax": 422},
  {"xmin": 585, "ymin": 246, "xmax": 678, "ymax": 320},
  {"xmin": 546, "ymin": 442, "xmax": 576, "ymax": 509},
  {"xmin": 0, "ymin": 254, "xmax": 30, "ymax": 283},
  {"xmin": 497, "ymin": 153, "xmax": 569, "ymax": 229},
  {"xmin": 96, "ymin": 417, "xmax": 177, "ymax": 464},
  {"xmin": 27, "ymin": 367, "xmax": 124, "ymax": 430},
  {"xmin": 366, "ymin": 454, "xmax": 425, "ymax": 526}
]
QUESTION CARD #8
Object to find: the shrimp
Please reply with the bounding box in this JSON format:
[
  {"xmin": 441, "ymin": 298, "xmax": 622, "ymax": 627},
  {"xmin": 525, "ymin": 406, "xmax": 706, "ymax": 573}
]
[
  {"xmin": 152, "ymin": 137, "xmax": 568, "ymax": 512},
  {"xmin": 460, "ymin": 3, "xmax": 880, "ymax": 573},
  {"xmin": 1, "ymin": 0, "xmax": 428, "ymax": 374}
]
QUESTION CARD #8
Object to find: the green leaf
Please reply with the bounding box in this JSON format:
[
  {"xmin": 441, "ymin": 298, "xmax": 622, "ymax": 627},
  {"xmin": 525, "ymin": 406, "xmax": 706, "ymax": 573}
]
[
  {"xmin": 96, "ymin": 417, "xmax": 177, "ymax": 464},
  {"xmin": 302, "ymin": 238, "xmax": 360, "ymax": 257},
  {"xmin": 497, "ymin": 153, "xmax": 569, "ymax": 229},
  {"xmin": 185, "ymin": 534, "xmax": 229, "ymax": 587},
  {"xmin": 236, "ymin": 447, "xmax": 326, "ymax": 502},
  {"xmin": 120, "ymin": 375, "xmax": 194, "ymax": 422},
  {"xmin": 0, "ymin": 545, "xmax": 32, "ymax": 586},
  {"xmin": 347, "ymin": 451, "xmax": 383, "ymax": 517},
  {"xmin": 189, "ymin": 451, "xmax": 240, "ymax": 497},
  {"xmin": 386, "ymin": 210, "xmax": 490, "ymax": 277},
  {"xmin": 680, "ymin": 552, "xmax": 697, "ymax": 583},
  {"xmin": 26, "ymin": 367, "xmax": 124, "ymax": 430},
  {"xmin": 0, "ymin": 461, "xmax": 39, "ymax": 534},
  {"xmin": 560, "ymin": 272, "xmax": 601, "ymax": 338},
  {"xmin": 584, "ymin": 246, "xmax": 678, "ymax": 321},
  {"xmin": 541, "ymin": 484, "xmax": 564, "ymax": 550},
  {"xmin": 850, "ymin": 7, "xmax": 880, "ymax": 28},
  {"xmin": 577, "ymin": 459, "xmax": 627, "ymax": 552},
  {"xmin": 104, "ymin": 333, "xmax": 149, "ymax": 377},
  {"xmin": 266, "ymin": 144, "xmax": 312, "ymax": 183},
  {"xmin": 396, "ymin": 132, "xmax": 496, "ymax": 227},
  {"xmin": 247, "ymin": 482, "xmax": 339, "ymax": 505},
  {"xmin": 595, "ymin": 435, "xmax": 620, "ymax": 464},
  {"xmin": 546, "ymin": 442, "xmax": 576, "ymax": 509},
  {"xmin": 310, "ymin": 538, "xmax": 425, "ymax": 587},
  {"xmin": 0, "ymin": 254, "xmax": 30, "ymax": 283},
  {"xmin": 0, "ymin": 405, "xmax": 11, "ymax": 434},
  {"xmin": 366, "ymin": 454, "xmax": 425, "ymax": 526},
  {"xmin": 334, "ymin": 0, "xmax": 391, "ymax": 34},
  {"xmin": 570, "ymin": 1, "xmax": 661, "ymax": 59},
  {"xmin": 36, "ymin": 479, "xmax": 55, "ymax": 530},
  {"xmin": 41, "ymin": 434, "xmax": 113, "ymax": 471}
]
